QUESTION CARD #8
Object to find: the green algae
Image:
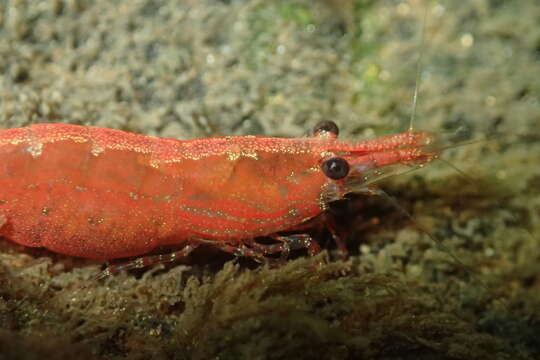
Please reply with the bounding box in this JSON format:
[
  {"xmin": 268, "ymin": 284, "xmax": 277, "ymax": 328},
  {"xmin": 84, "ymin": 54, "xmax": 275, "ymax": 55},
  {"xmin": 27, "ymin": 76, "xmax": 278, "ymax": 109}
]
[
  {"xmin": 0, "ymin": 254, "xmax": 526, "ymax": 359},
  {"xmin": 1, "ymin": 0, "xmax": 539, "ymax": 359}
]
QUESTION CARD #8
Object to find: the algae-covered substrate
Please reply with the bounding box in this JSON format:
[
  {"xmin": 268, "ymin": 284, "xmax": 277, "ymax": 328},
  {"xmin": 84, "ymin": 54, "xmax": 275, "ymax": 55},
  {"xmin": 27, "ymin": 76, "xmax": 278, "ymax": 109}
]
[{"xmin": 1, "ymin": 1, "xmax": 539, "ymax": 359}]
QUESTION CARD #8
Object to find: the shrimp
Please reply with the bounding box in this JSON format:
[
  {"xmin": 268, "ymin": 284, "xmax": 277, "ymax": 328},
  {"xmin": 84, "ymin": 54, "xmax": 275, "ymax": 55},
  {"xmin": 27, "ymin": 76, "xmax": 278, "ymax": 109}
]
[{"xmin": 0, "ymin": 122, "xmax": 436, "ymax": 275}]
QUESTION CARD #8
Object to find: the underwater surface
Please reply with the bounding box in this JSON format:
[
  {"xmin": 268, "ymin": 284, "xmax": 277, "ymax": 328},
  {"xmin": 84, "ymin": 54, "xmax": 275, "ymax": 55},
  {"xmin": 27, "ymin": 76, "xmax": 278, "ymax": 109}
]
[{"xmin": 1, "ymin": 0, "xmax": 539, "ymax": 359}]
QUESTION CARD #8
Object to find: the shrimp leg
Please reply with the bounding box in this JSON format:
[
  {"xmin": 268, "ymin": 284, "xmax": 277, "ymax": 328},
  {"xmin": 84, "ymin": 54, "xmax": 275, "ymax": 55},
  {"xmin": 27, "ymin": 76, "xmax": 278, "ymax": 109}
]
[
  {"xmin": 246, "ymin": 234, "xmax": 320, "ymax": 258},
  {"xmin": 212, "ymin": 234, "xmax": 319, "ymax": 265},
  {"xmin": 95, "ymin": 242, "xmax": 199, "ymax": 279}
]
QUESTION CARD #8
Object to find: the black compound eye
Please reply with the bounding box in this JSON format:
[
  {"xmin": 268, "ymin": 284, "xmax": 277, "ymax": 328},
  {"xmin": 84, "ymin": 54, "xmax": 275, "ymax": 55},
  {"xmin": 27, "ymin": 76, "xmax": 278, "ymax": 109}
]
[
  {"xmin": 321, "ymin": 157, "xmax": 349, "ymax": 180},
  {"xmin": 313, "ymin": 120, "xmax": 339, "ymax": 137}
]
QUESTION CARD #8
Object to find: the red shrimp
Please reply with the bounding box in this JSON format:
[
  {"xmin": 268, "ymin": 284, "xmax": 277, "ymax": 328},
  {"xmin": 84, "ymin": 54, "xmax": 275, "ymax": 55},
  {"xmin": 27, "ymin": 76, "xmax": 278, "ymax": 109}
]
[{"xmin": 0, "ymin": 122, "xmax": 436, "ymax": 275}]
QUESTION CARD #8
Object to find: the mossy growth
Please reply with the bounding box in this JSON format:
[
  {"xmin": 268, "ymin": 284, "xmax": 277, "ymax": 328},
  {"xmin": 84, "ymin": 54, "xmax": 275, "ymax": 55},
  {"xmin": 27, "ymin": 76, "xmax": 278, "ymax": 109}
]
[{"xmin": 1, "ymin": 252, "xmax": 532, "ymax": 359}]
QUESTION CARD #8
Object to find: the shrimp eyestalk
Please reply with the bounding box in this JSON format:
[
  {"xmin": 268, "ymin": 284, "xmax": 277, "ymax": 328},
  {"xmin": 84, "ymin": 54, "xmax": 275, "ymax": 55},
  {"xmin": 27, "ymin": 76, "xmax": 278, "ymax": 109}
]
[{"xmin": 0, "ymin": 122, "xmax": 436, "ymax": 276}]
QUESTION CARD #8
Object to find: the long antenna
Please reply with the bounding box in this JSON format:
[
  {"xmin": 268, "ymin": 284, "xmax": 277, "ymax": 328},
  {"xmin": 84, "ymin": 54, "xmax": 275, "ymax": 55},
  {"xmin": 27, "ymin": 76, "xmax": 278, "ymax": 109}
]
[
  {"xmin": 366, "ymin": 186, "xmax": 473, "ymax": 272},
  {"xmin": 409, "ymin": 4, "xmax": 429, "ymax": 131}
]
